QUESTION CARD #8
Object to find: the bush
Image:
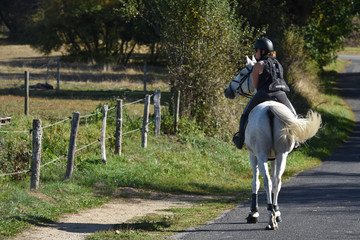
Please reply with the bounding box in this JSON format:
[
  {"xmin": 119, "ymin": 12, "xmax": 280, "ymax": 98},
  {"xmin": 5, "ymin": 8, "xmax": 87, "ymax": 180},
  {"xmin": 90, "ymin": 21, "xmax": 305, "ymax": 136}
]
[
  {"xmin": 277, "ymin": 25, "xmax": 308, "ymax": 85},
  {"xmin": 303, "ymin": 0, "xmax": 356, "ymax": 70},
  {"xmin": 0, "ymin": 137, "xmax": 31, "ymax": 181},
  {"xmin": 159, "ymin": 0, "xmax": 263, "ymax": 138}
]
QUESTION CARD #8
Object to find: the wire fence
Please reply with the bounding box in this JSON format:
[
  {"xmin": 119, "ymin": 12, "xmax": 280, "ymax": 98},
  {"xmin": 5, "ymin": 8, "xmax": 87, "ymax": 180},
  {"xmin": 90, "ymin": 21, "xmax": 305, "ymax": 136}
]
[{"xmin": 0, "ymin": 90, "xmax": 162, "ymax": 189}]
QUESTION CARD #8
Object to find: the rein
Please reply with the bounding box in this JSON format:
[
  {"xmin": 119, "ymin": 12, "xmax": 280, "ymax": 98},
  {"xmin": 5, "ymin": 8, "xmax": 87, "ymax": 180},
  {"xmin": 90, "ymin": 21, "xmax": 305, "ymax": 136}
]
[{"xmin": 235, "ymin": 66, "xmax": 253, "ymax": 99}]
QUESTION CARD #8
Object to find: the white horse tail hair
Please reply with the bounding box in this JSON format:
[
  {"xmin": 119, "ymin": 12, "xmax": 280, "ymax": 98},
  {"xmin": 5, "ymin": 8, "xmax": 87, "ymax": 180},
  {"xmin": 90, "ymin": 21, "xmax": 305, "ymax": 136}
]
[{"xmin": 269, "ymin": 103, "xmax": 322, "ymax": 143}]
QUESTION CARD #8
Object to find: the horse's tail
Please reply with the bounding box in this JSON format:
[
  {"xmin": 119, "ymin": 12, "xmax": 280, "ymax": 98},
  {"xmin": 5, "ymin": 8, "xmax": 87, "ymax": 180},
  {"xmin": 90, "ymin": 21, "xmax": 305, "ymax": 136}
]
[{"xmin": 269, "ymin": 103, "xmax": 322, "ymax": 143}]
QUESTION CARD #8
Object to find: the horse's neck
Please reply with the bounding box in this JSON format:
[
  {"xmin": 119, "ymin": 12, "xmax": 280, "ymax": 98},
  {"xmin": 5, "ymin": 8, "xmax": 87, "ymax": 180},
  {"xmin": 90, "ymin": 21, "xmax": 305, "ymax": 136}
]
[
  {"xmin": 244, "ymin": 72, "xmax": 255, "ymax": 93},
  {"xmin": 249, "ymin": 72, "xmax": 254, "ymax": 90}
]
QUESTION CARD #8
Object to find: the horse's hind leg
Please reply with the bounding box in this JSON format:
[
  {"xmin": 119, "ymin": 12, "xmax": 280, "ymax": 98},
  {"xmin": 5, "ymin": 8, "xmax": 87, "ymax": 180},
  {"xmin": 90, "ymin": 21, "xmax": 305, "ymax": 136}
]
[
  {"xmin": 272, "ymin": 153, "xmax": 289, "ymax": 223},
  {"xmin": 257, "ymin": 154, "xmax": 278, "ymax": 230},
  {"xmin": 246, "ymin": 154, "xmax": 260, "ymax": 223},
  {"xmin": 270, "ymin": 160, "xmax": 282, "ymax": 222}
]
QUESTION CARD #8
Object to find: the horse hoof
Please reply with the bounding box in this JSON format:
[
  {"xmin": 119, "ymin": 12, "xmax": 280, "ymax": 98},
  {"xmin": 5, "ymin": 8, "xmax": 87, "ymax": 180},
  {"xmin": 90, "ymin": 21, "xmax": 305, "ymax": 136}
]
[
  {"xmin": 266, "ymin": 212, "xmax": 278, "ymax": 230},
  {"xmin": 246, "ymin": 212, "xmax": 259, "ymax": 223},
  {"xmin": 246, "ymin": 215, "xmax": 258, "ymax": 223},
  {"xmin": 265, "ymin": 224, "xmax": 279, "ymax": 230}
]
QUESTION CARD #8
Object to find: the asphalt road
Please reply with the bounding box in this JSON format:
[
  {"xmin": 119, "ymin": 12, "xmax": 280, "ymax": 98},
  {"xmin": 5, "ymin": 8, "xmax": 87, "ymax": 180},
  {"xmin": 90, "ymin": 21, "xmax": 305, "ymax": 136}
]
[{"xmin": 172, "ymin": 55, "xmax": 360, "ymax": 240}]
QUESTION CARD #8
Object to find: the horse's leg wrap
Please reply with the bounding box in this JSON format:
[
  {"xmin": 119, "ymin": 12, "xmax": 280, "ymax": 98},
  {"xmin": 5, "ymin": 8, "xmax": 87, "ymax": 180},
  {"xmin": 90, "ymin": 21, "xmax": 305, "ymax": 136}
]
[
  {"xmin": 246, "ymin": 194, "xmax": 259, "ymax": 223},
  {"xmin": 266, "ymin": 204, "xmax": 278, "ymax": 230},
  {"xmin": 251, "ymin": 193, "xmax": 259, "ymax": 212},
  {"xmin": 267, "ymin": 204, "xmax": 274, "ymax": 213},
  {"xmin": 274, "ymin": 205, "xmax": 282, "ymax": 222}
]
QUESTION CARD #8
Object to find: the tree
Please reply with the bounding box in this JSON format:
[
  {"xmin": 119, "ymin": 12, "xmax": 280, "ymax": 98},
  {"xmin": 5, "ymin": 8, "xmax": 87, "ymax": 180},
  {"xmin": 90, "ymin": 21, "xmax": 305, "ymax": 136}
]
[
  {"xmin": 235, "ymin": 0, "xmax": 359, "ymax": 70},
  {"xmin": 29, "ymin": 0, "xmax": 155, "ymax": 65},
  {"xmin": 0, "ymin": 0, "xmax": 40, "ymax": 41},
  {"xmin": 304, "ymin": 0, "xmax": 358, "ymax": 70},
  {"xmin": 142, "ymin": 0, "xmax": 262, "ymax": 136}
]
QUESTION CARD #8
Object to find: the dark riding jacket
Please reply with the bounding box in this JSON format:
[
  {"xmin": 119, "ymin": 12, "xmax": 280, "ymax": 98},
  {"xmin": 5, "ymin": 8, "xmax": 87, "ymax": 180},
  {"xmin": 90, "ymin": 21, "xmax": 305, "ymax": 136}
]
[{"xmin": 242, "ymin": 57, "xmax": 295, "ymax": 117}]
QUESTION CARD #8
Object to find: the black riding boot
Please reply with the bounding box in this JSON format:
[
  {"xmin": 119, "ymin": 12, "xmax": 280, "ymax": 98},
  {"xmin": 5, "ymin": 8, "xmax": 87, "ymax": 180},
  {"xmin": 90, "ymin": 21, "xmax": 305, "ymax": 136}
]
[{"xmin": 233, "ymin": 115, "xmax": 247, "ymax": 149}]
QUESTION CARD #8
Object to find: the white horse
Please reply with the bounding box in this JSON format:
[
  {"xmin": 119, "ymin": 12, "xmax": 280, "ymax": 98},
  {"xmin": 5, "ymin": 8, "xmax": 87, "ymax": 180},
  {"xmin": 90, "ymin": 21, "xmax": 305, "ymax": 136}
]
[{"xmin": 225, "ymin": 56, "xmax": 322, "ymax": 230}]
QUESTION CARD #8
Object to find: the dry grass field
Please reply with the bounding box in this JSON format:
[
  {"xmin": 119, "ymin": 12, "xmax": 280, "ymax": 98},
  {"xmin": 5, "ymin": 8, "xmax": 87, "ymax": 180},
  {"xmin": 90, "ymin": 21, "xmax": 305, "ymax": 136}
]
[{"xmin": 0, "ymin": 37, "xmax": 170, "ymax": 119}]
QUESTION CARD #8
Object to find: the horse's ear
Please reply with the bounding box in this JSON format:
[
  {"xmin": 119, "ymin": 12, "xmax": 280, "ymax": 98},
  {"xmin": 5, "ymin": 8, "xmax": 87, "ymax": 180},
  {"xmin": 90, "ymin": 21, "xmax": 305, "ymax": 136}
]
[
  {"xmin": 252, "ymin": 56, "xmax": 257, "ymax": 64},
  {"xmin": 246, "ymin": 56, "xmax": 252, "ymax": 65}
]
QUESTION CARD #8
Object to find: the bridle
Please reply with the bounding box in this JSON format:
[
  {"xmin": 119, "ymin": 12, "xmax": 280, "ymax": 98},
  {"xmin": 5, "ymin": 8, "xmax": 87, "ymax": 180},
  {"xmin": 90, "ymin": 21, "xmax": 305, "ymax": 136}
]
[{"xmin": 233, "ymin": 65, "xmax": 253, "ymax": 99}]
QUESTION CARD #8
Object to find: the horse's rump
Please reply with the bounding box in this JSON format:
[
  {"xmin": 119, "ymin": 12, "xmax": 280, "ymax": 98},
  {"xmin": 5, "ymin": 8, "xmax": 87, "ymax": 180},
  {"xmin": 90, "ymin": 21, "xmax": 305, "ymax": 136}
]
[{"xmin": 246, "ymin": 101, "xmax": 322, "ymax": 154}]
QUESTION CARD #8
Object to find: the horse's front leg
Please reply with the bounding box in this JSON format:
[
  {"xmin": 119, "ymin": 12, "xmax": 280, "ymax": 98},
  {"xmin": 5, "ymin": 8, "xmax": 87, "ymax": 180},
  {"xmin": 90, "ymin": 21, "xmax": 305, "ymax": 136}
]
[
  {"xmin": 246, "ymin": 154, "xmax": 260, "ymax": 223},
  {"xmin": 258, "ymin": 155, "xmax": 278, "ymax": 230}
]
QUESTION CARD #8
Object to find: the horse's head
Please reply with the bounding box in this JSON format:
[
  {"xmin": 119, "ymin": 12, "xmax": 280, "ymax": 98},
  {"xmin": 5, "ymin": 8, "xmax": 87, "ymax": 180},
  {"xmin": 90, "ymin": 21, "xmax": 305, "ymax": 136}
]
[{"xmin": 224, "ymin": 56, "xmax": 256, "ymax": 99}]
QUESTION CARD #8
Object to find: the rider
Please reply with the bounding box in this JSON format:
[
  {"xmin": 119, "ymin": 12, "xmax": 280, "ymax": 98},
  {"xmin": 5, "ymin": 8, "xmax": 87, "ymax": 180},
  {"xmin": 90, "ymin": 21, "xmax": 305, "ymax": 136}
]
[{"xmin": 233, "ymin": 38, "xmax": 296, "ymax": 149}]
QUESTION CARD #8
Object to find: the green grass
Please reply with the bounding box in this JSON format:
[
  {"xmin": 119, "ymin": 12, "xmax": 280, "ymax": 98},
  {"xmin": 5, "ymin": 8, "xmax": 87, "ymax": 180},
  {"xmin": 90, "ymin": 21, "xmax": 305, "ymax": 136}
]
[
  {"xmin": 0, "ymin": 179, "xmax": 105, "ymax": 237},
  {"xmin": 0, "ymin": 46, "xmax": 356, "ymax": 239},
  {"xmin": 338, "ymin": 47, "xmax": 360, "ymax": 55},
  {"xmin": 73, "ymin": 134, "xmax": 251, "ymax": 195},
  {"xmin": 0, "ymin": 91, "xmax": 353, "ymax": 240}
]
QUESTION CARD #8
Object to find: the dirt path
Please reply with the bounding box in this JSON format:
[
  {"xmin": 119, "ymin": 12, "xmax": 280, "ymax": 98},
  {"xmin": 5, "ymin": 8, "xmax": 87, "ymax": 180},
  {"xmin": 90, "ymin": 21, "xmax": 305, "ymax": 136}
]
[{"xmin": 13, "ymin": 194, "xmax": 193, "ymax": 240}]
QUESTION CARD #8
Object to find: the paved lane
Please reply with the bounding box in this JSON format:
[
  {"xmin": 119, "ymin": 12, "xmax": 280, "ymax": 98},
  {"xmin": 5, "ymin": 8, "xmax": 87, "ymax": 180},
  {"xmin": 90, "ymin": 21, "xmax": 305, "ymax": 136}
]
[{"xmin": 172, "ymin": 55, "xmax": 360, "ymax": 240}]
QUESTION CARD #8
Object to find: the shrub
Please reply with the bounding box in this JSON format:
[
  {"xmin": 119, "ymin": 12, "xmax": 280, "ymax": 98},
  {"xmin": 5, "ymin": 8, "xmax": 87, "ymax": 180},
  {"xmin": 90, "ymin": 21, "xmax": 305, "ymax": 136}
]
[
  {"xmin": 0, "ymin": 137, "xmax": 31, "ymax": 181},
  {"xmin": 158, "ymin": 0, "xmax": 263, "ymax": 138}
]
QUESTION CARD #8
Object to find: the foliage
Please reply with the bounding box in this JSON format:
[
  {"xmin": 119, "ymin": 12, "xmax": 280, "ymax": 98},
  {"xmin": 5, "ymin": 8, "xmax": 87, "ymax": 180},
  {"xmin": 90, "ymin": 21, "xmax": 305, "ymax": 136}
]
[
  {"xmin": 236, "ymin": 0, "xmax": 359, "ymax": 71},
  {"xmin": 28, "ymin": 0, "xmax": 157, "ymax": 65},
  {"xmin": 160, "ymin": 110, "xmax": 203, "ymax": 136},
  {"xmin": 0, "ymin": 0, "xmax": 40, "ymax": 41},
  {"xmin": 235, "ymin": 0, "xmax": 288, "ymax": 40},
  {"xmin": 345, "ymin": 16, "xmax": 360, "ymax": 47},
  {"xmin": 2, "ymin": 0, "xmax": 359, "ymax": 72},
  {"xmin": 303, "ymin": 0, "xmax": 359, "ymax": 70},
  {"xmin": 277, "ymin": 25, "xmax": 308, "ymax": 85},
  {"xmin": 146, "ymin": 0, "xmax": 263, "ymax": 136},
  {"xmin": 0, "ymin": 136, "xmax": 32, "ymax": 181}
]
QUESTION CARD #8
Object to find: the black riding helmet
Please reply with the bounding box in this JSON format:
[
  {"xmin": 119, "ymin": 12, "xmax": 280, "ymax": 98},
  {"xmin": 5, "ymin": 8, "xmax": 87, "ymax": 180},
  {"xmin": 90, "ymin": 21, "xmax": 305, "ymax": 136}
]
[
  {"xmin": 252, "ymin": 38, "xmax": 274, "ymax": 59},
  {"xmin": 252, "ymin": 38, "xmax": 274, "ymax": 52}
]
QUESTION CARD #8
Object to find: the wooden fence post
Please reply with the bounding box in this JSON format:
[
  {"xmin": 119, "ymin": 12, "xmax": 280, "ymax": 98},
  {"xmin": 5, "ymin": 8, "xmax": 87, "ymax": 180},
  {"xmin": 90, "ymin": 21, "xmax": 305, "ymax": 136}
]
[
  {"xmin": 30, "ymin": 119, "xmax": 42, "ymax": 190},
  {"xmin": 142, "ymin": 95, "xmax": 150, "ymax": 148},
  {"xmin": 101, "ymin": 105, "xmax": 108, "ymax": 164},
  {"xmin": 64, "ymin": 112, "xmax": 80, "ymax": 180},
  {"xmin": 24, "ymin": 71, "xmax": 29, "ymax": 115},
  {"xmin": 56, "ymin": 60, "xmax": 61, "ymax": 92},
  {"xmin": 154, "ymin": 90, "xmax": 161, "ymax": 136},
  {"xmin": 174, "ymin": 90, "xmax": 180, "ymax": 133},
  {"xmin": 115, "ymin": 99, "xmax": 123, "ymax": 155}
]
